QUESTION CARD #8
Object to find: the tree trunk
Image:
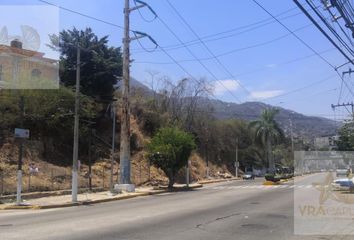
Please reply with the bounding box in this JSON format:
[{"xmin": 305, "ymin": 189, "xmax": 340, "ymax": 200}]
[
  {"xmin": 168, "ymin": 169, "xmax": 174, "ymax": 190},
  {"xmin": 267, "ymin": 139, "xmax": 275, "ymax": 173}
]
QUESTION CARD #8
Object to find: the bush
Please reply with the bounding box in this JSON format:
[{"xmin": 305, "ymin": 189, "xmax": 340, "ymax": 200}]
[
  {"xmin": 265, "ymin": 173, "xmax": 281, "ymax": 182},
  {"xmin": 147, "ymin": 127, "xmax": 196, "ymax": 189}
]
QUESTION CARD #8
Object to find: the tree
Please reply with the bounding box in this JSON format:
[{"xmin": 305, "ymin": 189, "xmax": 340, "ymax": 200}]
[
  {"xmin": 49, "ymin": 28, "xmax": 122, "ymax": 98},
  {"xmin": 249, "ymin": 108, "xmax": 284, "ymax": 173},
  {"xmin": 337, "ymin": 121, "xmax": 354, "ymax": 151},
  {"xmin": 147, "ymin": 127, "xmax": 196, "ymax": 189}
]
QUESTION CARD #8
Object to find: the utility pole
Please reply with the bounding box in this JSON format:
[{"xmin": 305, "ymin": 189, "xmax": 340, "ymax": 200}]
[
  {"xmin": 235, "ymin": 138, "xmax": 239, "ymax": 178},
  {"xmin": 16, "ymin": 96, "xmax": 24, "ymax": 205},
  {"xmin": 72, "ymin": 46, "xmax": 80, "ymax": 202},
  {"xmin": 331, "ymin": 102, "xmax": 354, "ymax": 120},
  {"xmin": 186, "ymin": 160, "xmax": 190, "ymax": 188},
  {"xmin": 119, "ymin": 0, "xmax": 157, "ymax": 189},
  {"xmin": 289, "ymin": 118, "xmax": 294, "ymax": 155},
  {"xmin": 110, "ymin": 102, "xmax": 116, "ymax": 192},
  {"xmin": 205, "ymin": 139, "xmax": 209, "ymax": 179},
  {"xmin": 88, "ymin": 127, "xmax": 92, "ymax": 191},
  {"xmin": 120, "ymin": 0, "xmax": 132, "ymax": 185}
]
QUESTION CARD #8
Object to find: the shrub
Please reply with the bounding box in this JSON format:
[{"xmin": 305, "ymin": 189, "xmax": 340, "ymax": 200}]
[{"xmin": 147, "ymin": 127, "xmax": 196, "ymax": 189}]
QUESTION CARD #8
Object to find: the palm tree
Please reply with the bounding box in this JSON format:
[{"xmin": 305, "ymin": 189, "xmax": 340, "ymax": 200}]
[{"xmin": 249, "ymin": 108, "xmax": 284, "ymax": 173}]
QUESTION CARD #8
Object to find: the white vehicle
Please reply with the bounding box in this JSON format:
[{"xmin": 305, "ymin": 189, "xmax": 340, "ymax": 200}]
[{"xmin": 336, "ymin": 169, "xmax": 348, "ymax": 178}]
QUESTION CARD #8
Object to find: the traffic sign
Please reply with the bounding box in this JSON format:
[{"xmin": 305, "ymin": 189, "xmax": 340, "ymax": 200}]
[{"xmin": 15, "ymin": 128, "xmax": 30, "ymax": 139}]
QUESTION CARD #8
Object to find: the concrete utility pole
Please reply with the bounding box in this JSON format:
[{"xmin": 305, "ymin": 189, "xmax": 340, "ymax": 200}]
[
  {"xmin": 119, "ymin": 0, "xmax": 156, "ymax": 190},
  {"xmin": 235, "ymin": 138, "xmax": 239, "ymax": 178},
  {"xmin": 289, "ymin": 118, "xmax": 294, "ymax": 155},
  {"xmin": 72, "ymin": 46, "xmax": 80, "ymax": 202},
  {"xmin": 16, "ymin": 96, "xmax": 24, "ymax": 205},
  {"xmin": 331, "ymin": 102, "xmax": 354, "ymax": 120},
  {"xmin": 186, "ymin": 160, "xmax": 190, "ymax": 187},
  {"xmin": 205, "ymin": 140, "xmax": 209, "ymax": 179},
  {"xmin": 120, "ymin": 0, "xmax": 132, "ymax": 185},
  {"xmin": 110, "ymin": 102, "xmax": 116, "ymax": 192},
  {"xmin": 88, "ymin": 128, "xmax": 92, "ymax": 191}
]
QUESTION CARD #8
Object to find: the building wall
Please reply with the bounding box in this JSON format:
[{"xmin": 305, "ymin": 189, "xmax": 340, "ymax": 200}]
[{"xmin": 0, "ymin": 52, "xmax": 58, "ymax": 89}]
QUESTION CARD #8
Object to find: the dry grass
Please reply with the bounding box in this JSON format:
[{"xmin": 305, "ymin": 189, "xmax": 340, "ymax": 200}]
[{"xmin": 0, "ymin": 116, "xmax": 232, "ymax": 195}]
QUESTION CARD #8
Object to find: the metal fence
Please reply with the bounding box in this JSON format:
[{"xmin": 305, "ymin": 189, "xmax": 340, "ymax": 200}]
[{"xmin": 0, "ymin": 159, "xmax": 152, "ymax": 196}]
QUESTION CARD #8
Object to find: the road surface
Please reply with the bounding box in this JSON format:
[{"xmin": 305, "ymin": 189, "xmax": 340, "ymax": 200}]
[{"xmin": 1, "ymin": 175, "xmax": 353, "ymax": 240}]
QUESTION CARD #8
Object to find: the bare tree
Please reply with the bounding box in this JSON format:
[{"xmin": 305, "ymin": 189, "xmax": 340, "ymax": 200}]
[{"xmin": 144, "ymin": 70, "xmax": 160, "ymax": 110}]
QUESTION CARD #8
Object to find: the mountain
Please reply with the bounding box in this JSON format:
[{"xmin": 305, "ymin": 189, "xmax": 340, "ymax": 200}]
[
  {"xmin": 116, "ymin": 77, "xmax": 153, "ymax": 97},
  {"xmin": 128, "ymin": 78, "xmax": 339, "ymax": 140},
  {"xmin": 201, "ymin": 99, "xmax": 338, "ymax": 140}
]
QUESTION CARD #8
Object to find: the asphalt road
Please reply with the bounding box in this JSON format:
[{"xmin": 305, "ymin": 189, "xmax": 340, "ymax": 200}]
[{"xmin": 1, "ymin": 175, "xmax": 353, "ymax": 240}]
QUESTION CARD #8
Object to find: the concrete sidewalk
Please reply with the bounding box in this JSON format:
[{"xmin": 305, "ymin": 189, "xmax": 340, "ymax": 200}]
[
  {"xmin": 0, "ymin": 177, "xmax": 241, "ymax": 210},
  {"xmin": 0, "ymin": 184, "xmax": 202, "ymax": 210}
]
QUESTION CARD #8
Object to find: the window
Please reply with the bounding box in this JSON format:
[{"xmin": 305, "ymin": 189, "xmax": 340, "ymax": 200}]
[{"xmin": 31, "ymin": 69, "xmax": 42, "ymax": 78}]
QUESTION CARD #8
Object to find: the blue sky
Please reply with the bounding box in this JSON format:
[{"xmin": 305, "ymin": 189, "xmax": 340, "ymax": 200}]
[{"xmin": 2, "ymin": 0, "xmax": 353, "ymax": 120}]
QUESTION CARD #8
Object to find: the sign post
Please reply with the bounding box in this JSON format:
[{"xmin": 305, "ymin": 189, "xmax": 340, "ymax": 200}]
[
  {"xmin": 15, "ymin": 126, "xmax": 29, "ymax": 205},
  {"xmin": 234, "ymin": 161, "xmax": 239, "ymax": 178}
]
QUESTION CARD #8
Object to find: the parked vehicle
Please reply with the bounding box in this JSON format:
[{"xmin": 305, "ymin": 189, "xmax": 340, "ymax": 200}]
[
  {"xmin": 332, "ymin": 178, "xmax": 354, "ymax": 192},
  {"xmin": 243, "ymin": 172, "xmax": 255, "ymax": 180},
  {"xmin": 336, "ymin": 169, "xmax": 349, "ymax": 178}
]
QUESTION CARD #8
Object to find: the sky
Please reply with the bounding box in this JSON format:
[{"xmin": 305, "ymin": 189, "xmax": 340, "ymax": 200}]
[{"xmin": 1, "ymin": 0, "xmax": 353, "ymax": 120}]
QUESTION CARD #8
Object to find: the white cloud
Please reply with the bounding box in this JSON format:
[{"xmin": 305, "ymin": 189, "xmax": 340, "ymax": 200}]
[
  {"xmin": 213, "ymin": 79, "xmax": 240, "ymax": 95},
  {"xmin": 249, "ymin": 90, "xmax": 284, "ymax": 100},
  {"xmin": 266, "ymin": 63, "xmax": 277, "ymax": 68}
]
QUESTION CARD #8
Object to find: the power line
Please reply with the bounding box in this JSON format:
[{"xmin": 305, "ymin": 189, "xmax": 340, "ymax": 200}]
[
  {"xmin": 254, "ymin": 0, "xmax": 354, "ymax": 100},
  {"xmin": 39, "ymin": 0, "xmax": 129, "ymax": 31},
  {"xmin": 291, "ymin": 0, "xmax": 354, "ymax": 100},
  {"xmin": 150, "ymin": 6, "xmax": 242, "ymax": 102},
  {"xmin": 253, "ymin": 0, "xmax": 335, "ymax": 69},
  {"xmin": 156, "ymin": 46, "xmax": 223, "ymax": 102},
  {"xmin": 131, "ymin": 4, "xmax": 319, "ymax": 53},
  {"xmin": 131, "ymin": 9, "xmax": 306, "ymax": 53},
  {"xmin": 134, "ymin": 23, "xmax": 313, "ymax": 65},
  {"xmin": 299, "ymin": 0, "xmax": 354, "ymax": 61},
  {"xmin": 263, "ymin": 74, "xmax": 337, "ymax": 101},
  {"xmin": 166, "ymin": 0, "xmax": 251, "ymax": 95}
]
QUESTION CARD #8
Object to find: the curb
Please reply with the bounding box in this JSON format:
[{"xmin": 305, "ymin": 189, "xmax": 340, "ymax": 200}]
[
  {"xmin": 0, "ymin": 185, "xmax": 201, "ymax": 210},
  {"xmin": 198, "ymin": 177, "xmax": 240, "ymax": 185},
  {"xmin": 0, "ymin": 187, "xmax": 105, "ymax": 202},
  {"xmin": 263, "ymin": 180, "xmax": 281, "ymax": 186}
]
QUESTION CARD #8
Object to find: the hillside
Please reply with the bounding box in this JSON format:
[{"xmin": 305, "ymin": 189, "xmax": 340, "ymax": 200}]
[
  {"xmin": 202, "ymin": 99, "xmax": 338, "ymax": 140},
  {"xmin": 0, "ymin": 114, "xmax": 232, "ymax": 195},
  {"xmin": 130, "ymin": 79, "xmax": 338, "ymax": 140}
]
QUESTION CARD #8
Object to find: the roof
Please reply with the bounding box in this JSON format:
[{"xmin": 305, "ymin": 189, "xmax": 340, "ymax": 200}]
[{"xmin": 0, "ymin": 44, "xmax": 57, "ymax": 64}]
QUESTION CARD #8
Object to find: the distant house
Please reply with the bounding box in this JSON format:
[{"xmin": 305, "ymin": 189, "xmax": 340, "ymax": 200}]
[
  {"xmin": 0, "ymin": 39, "xmax": 58, "ymax": 89},
  {"xmin": 314, "ymin": 135, "xmax": 339, "ymax": 150}
]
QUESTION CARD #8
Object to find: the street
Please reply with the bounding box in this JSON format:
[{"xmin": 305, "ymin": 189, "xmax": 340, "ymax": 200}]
[{"xmin": 1, "ymin": 175, "xmax": 352, "ymax": 240}]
